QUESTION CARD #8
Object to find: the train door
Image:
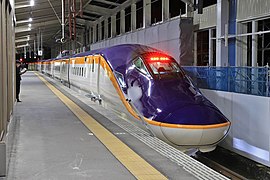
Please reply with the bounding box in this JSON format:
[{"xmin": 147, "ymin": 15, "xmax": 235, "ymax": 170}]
[
  {"xmin": 67, "ymin": 58, "xmax": 71, "ymax": 88},
  {"xmin": 87, "ymin": 56, "xmax": 92, "ymax": 92},
  {"xmin": 60, "ymin": 60, "xmax": 65, "ymax": 81},
  {"xmin": 69, "ymin": 58, "xmax": 76, "ymax": 86},
  {"xmin": 96, "ymin": 56, "xmax": 101, "ymax": 95},
  {"xmin": 84, "ymin": 56, "xmax": 91, "ymax": 91},
  {"xmin": 89, "ymin": 56, "xmax": 95, "ymax": 93},
  {"xmin": 59, "ymin": 60, "xmax": 62, "ymax": 80},
  {"xmin": 50, "ymin": 61, "xmax": 53, "ymax": 77},
  {"xmin": 52, "ymin": 61, "xmax": 55, "ymax": 77},
  {"xmin": 89, "ymin": 55, "xmax": 100, "ymax": 95}
]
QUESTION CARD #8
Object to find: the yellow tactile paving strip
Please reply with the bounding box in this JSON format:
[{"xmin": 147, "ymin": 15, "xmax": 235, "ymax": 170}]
[{"xmin": 36, "ymin": 73, "xmax": 167, "ymax": 180}]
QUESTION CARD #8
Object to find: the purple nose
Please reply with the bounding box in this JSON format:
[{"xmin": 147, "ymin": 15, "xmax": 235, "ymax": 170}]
[{"xmin": 162, "ymin": 105, "xmax": 228, "ymax": 125}]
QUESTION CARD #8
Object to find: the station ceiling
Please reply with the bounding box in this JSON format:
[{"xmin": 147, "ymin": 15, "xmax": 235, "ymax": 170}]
[
  {"xmin": 15, "ymin": 0, "xmax": 141, "ymax": 51},
  {"xmin": 14, "ymin": 0, "xmax": 192, "ymax": 52}
]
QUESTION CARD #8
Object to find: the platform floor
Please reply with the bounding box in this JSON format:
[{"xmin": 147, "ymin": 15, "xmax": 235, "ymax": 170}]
[{"xmin": 5, "ymin": 72, "xmax": 228, "ymax": 180}]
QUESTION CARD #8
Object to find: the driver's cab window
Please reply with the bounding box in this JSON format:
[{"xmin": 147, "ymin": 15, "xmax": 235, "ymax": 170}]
[{"xmin": 133, "ymin": 57, "xmax": 150, "ymax": 75}]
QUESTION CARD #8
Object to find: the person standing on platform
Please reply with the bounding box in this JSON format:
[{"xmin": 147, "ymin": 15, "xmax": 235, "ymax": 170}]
[{"xmin": 16, "ymin": 60, "xmax": 27, "ymax": 102}]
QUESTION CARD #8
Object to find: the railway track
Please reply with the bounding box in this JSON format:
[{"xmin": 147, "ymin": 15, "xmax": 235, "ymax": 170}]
[
  {"xmin": 193, "ymin": 152, "xmax": 246, "ymax": 180},
  {"xmin": 192, "ymin": 147, "xmax": 270, "ymax": 180}
]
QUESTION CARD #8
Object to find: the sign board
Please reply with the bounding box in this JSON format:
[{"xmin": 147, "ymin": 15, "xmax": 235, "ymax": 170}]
[{"xmin": 38, "ymin": 50, "xmax": 43, "ymax": 56}]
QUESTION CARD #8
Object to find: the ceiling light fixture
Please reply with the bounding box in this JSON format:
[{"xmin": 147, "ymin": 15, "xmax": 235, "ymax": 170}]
[
  {"xmin": 30, "ymin": 0, "xmax": 34, "ymax": 6},
  {"xmin": 28, "ymin": 24, "xmax": 32, "ymax": 27},
  {"xmin": 29, "ymin": 18, "xmax": 32, "ymax": 22}
]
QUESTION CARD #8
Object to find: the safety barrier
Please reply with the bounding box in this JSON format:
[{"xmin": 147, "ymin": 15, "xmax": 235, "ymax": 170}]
[{"xmin": 183, "ymin": 66, "xmax": 270, "ymax": 97}]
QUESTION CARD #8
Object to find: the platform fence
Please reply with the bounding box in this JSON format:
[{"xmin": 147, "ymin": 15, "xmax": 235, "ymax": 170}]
[{"xmin": 182, "ymin": 66, "xmax": 270, "ymax": 97}]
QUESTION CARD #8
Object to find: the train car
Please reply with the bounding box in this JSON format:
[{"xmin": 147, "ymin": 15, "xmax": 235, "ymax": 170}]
[{"xmin": 41, "ymin": 44, "xmax": 231, "ymax": 152}]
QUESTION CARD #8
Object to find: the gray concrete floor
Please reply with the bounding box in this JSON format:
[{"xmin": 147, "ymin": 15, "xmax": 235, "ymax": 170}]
[{"xmin": 7, "ymin": 73, "xmax": 135, "ymax": 180}]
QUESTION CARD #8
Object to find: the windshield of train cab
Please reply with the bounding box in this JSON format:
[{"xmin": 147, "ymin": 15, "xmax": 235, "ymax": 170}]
[{"xmin": 142, "ymin": 53, "xmax": 184, "ymax": 79}]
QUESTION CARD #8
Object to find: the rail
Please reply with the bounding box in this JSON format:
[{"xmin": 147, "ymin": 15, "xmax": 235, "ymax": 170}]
[
  {"xmin": 182, "ymin": 66, "xmax": 270, "ymax": 97},
  {"xmin": 193, "ymin": 152, "xmax": 246, "ymax": 180}
]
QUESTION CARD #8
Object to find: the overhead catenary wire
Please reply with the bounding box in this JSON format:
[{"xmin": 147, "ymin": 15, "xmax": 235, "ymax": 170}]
[{"xmin": 47, "ymin": 0, "xmax": 62, "ymax": 25}]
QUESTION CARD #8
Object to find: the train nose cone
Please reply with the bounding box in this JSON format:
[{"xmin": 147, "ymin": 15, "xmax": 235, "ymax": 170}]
[
  {"xmin": 162, "ymin": 104, "xmax": 228, "ymax": 125},
  {"xmin": 155, "ymin": 105, "xmax": 230, "ymax": 150}
]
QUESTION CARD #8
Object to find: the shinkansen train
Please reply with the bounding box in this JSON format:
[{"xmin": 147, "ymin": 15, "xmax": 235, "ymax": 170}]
[{"xmin": 36, "ymin": 44, "xmax": 231, "ymax": 152}]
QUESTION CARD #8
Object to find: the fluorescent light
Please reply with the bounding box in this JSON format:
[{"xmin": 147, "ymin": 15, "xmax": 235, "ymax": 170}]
[
  {"xmin": 28, "ymin": 24, "xmax": 32, "ymax": 27},
  {"xmin": 30, "ymin": 0, "xmax": 34, "ymax": 6},
  {"xmin": 28, "ymin": 27, "xmax": 31, "ymax": 31},
  {"xmin": 29, "ymin": 18, "xmax": 32, "ymax": 22}
]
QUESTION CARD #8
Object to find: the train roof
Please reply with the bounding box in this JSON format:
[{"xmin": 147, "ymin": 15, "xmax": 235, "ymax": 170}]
[
  {"xmin": 73, "ymin": 44, "xmax": 158, "ymax": 57},
  {"xmin": 77, "ymin": 44, "xmax": 161, "ymax": 71},
  {"xmin": 40, "ymin": 44, "xmax": 168, "ymax": 75}
]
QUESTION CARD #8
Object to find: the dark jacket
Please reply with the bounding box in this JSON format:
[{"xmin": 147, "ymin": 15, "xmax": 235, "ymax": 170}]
[{"xmin": 16, "ymin": 66, "xmax": 21, "ymax": 82}]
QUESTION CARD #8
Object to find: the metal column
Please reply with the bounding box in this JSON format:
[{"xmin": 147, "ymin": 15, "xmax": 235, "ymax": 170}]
[
  {"xmin": 252, "ymin": 20, "xmax": 258, "ymax": 67},
  {"xmin": 89, "ymin": 27, "xmax": 92, "ymax": 44},
  {"xmin": 216, "ymin": 0, "xmax": 229, "ymax": 66},
  {"xmin": 111, "ymin": 15, "xmax": 116, "ymax": 37},
  {"xmin": 143, "ymin": 0, "xmax": 151, "ymax": 28},
  {"xmin": 162, "ymin": 0, "xmax": 169, "ymax": 22},
  {"xmin": 98, "ymin": 21, "xmax": 102, "ymax": 41},
  {"xmin": 93, "ymin": 24, "xmax": 97, "ymax": 43},
  {"xmin": 104, "ymin": 18, "xmax": 108, "ymax": 39},
  {"xmin": 209, "ymin": 29, "xmax": 213, "ymax": 66},
  {"xmin": 131, "ymin": 3, "xmax": 136, "ymax": 31},
  {"xmin": 120, "ymin": 10, "xmax": 125, "ymax": 34},
  {"xmin": 194, "ymin": 32, "xmax": 197, "ymax": 66}
]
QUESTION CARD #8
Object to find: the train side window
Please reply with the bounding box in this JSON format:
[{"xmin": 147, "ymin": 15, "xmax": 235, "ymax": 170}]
[{"xmin": 133, "ymin": 57, "xmax": 150, "ymax": 75}]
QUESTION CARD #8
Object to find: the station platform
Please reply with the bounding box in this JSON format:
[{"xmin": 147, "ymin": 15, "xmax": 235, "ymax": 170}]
[{"xmin": 5, "ymin": 71, "xmax": 229, "ymax": 180}]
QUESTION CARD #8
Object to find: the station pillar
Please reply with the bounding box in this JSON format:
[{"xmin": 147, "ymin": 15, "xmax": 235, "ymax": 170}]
[
  {"xmin": 104, "ymin": 18, "xmax": 108, "ymax": 39},
  {"xmin": 111, "ymin": 15, "xmax": 117, "ymax": 38},
  {"xmin": 98, "ymin": 21, "xmax": 102, "ymax": 41},
  {"xmin": 131, "ymin": 3, "xmax": 136, "ymax": 31},
  {"xmin": 93, "ymin": 24, "xmax": 97, "ymax": 43},
  {"xmin": 89, "ymin": 27, "xmax": 92, "ymax": 44},
  {"xmin": 216, "ymin": 0, "xmax": 229, "ymax": 66},
  {"xmin": 162, "ymin": 0, "xmax": 169, "ymax": 22},
  {"xmin": 143, "ymin": 0, "xmax": 151, "ymax": 28},
  {"xmin": 120, "ymin": 10, "xmax": 125, "ymax": 34},
  {"xmin": 252, "ymin": 20, "xmax": 258, "ymax": 67}
]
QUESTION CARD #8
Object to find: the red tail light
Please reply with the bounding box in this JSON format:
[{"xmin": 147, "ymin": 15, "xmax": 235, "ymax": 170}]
[{"xmin": 149, "ymin": 57, "xmax": 169, "ymax": 61}]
